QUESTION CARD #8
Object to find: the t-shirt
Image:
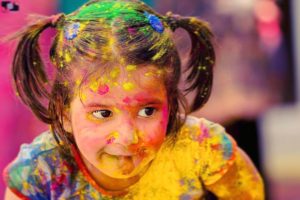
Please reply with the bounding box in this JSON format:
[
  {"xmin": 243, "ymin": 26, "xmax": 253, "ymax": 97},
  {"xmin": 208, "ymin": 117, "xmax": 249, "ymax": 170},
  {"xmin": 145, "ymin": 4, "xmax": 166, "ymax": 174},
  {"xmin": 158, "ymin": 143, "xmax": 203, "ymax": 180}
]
[{"xmin": 3, "ymin": 116, "xmax": 237, "ymax": 200}]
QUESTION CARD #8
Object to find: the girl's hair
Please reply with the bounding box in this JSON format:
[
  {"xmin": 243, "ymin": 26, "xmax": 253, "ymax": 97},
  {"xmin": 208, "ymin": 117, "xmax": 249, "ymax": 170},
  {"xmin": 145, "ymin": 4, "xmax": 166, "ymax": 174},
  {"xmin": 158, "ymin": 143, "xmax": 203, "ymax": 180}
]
[{"xmin": 11, "ymin": 0, "xmax": 215, "ymax": 155}]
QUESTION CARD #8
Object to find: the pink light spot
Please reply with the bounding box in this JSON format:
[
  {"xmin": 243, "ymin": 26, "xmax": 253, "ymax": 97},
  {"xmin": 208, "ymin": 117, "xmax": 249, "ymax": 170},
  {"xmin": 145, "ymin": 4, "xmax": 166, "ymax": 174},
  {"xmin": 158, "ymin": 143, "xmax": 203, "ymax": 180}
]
[{"xmin": 98, "ymin": 84, "xmax": 109, "ymax": 95}]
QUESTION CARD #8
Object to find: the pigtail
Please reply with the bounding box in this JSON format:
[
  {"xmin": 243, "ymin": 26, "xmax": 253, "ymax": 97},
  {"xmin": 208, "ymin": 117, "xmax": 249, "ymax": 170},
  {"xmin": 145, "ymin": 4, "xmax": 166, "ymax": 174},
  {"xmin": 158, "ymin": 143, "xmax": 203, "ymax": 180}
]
[
  {"xmin": 10, "ymin": 14, "xmax": 64, "ymax": 123},
  {"xmin": 165, "ymin": 13, "xmax": 215, "ymax": 113}
]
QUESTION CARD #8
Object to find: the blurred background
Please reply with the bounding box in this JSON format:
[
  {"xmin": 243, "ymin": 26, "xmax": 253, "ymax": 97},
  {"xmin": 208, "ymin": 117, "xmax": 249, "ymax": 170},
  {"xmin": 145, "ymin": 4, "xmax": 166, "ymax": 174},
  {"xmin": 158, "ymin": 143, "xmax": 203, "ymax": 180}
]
[{"xmin": 0, "ymin": 0, "xmax": 299, "ymax": 199}]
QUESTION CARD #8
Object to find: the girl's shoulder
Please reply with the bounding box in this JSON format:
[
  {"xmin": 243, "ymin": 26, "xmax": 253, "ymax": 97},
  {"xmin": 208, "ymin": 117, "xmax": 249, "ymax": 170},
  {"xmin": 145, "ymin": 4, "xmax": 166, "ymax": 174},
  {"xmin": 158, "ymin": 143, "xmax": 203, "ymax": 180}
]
[
  {"xmin": 174, "ymin": 115, "xmax": 237, "ymax": 185},
  {"xmin": 3, "ymin": 131, "xmax": 77, "ymax": 199}
]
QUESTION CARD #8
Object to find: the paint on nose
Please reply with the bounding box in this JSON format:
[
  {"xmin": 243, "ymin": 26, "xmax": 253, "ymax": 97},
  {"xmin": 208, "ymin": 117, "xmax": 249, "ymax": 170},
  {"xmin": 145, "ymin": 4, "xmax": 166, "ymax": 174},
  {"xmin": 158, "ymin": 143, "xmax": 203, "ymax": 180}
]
[{"xmin": 106, "ymin": 131, "xmax": 120, "ymax": 144}]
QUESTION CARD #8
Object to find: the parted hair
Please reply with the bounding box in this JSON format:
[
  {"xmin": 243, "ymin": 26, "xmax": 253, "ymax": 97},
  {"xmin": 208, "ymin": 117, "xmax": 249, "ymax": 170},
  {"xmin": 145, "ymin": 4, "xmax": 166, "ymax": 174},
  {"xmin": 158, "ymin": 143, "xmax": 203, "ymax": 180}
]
[{"xmin": 10, "ymin": 0, "xmax": 215, "ymax": 156}]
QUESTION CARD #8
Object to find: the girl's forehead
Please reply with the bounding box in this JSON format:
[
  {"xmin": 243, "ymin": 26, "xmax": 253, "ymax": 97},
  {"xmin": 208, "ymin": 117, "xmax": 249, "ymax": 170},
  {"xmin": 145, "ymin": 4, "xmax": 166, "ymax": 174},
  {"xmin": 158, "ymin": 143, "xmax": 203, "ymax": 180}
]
[
  {"xmin": 78, "ymin": 64, "xmax": 166, "ymax": 87},
  {"xmin": 72, "ymin": 64, "xmax": 168, "ymax": 102}
]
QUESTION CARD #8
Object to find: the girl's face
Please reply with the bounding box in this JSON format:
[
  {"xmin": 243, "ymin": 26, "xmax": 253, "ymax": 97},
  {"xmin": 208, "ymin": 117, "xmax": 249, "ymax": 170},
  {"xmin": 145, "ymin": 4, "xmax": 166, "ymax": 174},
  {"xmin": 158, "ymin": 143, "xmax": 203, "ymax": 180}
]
[{"xmin": 68, "ymin": 65, "xmax": 169, "ymax": 179}]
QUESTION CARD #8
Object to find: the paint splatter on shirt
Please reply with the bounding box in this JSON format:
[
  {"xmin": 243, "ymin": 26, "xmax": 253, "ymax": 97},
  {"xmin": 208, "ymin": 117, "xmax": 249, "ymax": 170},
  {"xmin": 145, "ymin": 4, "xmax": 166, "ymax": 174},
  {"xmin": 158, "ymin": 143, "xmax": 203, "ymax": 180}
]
[{"xmin": 3, "ymin": 116, "xmax": 237, "ymax": 199}]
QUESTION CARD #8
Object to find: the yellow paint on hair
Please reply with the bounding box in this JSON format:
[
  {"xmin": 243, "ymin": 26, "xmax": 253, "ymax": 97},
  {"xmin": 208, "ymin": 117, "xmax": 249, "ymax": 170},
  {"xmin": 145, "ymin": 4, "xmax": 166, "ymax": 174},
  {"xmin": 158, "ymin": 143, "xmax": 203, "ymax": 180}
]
[
  {"xmin": 65, "ymin": 52, "xmax": 71, "ymax": 63},
  {"xmin": 63, "ymin": 81, "xmax": 69, "ymax": 87}
]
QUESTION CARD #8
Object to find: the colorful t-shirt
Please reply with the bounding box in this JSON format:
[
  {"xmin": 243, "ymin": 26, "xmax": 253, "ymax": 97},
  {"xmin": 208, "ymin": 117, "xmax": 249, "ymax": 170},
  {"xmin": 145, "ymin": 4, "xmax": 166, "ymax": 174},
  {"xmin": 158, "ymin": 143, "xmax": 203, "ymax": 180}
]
[{"xmin": 3, "ymin": 116, "xmax": 237, "ymax": 200}]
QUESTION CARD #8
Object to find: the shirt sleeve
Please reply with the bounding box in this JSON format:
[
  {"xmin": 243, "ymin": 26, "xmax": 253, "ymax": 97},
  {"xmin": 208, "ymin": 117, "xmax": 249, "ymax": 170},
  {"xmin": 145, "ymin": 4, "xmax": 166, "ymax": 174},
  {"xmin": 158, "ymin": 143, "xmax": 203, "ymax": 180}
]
[
  {"xmin": 3, "ymin": 133, "xmax": 55, "ymax": 200},
  {"xmin": 196, "ymin": 118, "xmax": 237, "ymax": 185}
]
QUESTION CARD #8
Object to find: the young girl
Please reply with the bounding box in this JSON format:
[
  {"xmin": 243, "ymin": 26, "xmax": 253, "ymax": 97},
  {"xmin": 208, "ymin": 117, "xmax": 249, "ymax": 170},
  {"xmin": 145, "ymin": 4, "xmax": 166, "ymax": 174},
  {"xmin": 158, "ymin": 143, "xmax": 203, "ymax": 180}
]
[{"xmin": 3, "ymin": 0, "xmax": 264, "ymax": 199}]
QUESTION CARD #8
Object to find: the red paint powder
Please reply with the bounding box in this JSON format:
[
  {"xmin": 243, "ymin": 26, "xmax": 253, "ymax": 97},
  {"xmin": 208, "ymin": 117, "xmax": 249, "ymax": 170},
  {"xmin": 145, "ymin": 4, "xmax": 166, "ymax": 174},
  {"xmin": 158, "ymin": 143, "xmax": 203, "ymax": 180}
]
[{"xmin": 122, "ymin": 97, "xmax": 131, "ymax": 104}]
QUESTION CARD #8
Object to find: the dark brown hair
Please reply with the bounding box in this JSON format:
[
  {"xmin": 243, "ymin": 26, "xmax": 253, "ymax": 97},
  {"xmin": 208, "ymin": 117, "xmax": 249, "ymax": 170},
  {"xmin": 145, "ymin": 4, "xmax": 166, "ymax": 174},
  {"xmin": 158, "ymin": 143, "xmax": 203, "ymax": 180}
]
[{"xmin": 10, "ymin": 0, "xmax": 215, "ymax": 156}]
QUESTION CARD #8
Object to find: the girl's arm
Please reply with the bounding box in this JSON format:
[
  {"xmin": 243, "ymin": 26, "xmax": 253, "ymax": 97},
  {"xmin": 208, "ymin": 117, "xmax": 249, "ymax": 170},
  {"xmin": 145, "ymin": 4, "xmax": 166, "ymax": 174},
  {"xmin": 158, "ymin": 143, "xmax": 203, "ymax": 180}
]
[
  {"xmin": 4, "ymin": 188, "xmax": 23, "ymax": 200},
  {"xmin": 206, "ymin": 148, "xmax": 265, "ymax": 199}
]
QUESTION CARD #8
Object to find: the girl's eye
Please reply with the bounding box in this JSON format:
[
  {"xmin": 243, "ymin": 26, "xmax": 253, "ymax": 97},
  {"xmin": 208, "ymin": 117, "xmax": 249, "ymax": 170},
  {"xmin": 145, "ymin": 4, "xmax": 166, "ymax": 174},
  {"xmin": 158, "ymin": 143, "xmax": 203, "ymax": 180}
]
[
  {"xmin": 92, "ymin": 110, "xmax": 113, "ymax": 119},
  {"xmin": 138, "ymin": 107, "xmax": 156, "ymax": 117}
]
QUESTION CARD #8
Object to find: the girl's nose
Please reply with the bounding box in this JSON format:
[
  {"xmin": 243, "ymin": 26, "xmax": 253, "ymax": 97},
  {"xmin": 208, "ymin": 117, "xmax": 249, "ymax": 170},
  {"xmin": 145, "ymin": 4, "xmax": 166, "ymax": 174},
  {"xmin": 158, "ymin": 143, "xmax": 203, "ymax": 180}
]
[{"xmin": 117, "ymin": 119, "xmax": 139, "ymax": 146}]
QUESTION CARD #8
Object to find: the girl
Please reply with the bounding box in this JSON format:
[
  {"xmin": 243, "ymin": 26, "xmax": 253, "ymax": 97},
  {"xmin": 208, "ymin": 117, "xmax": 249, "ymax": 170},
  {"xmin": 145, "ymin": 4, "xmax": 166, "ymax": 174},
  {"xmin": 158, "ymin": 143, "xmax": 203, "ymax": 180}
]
[{"xmin": 3, "ymin": 0, "xmax": 264, "ymax": 199}]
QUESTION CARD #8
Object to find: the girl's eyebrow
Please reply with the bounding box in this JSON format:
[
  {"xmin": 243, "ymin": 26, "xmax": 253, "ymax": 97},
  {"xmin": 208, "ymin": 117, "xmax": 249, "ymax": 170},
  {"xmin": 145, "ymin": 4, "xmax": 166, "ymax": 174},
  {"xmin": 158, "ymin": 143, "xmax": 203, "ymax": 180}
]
[
  {"xmin": 134, "ymin": 99, "xmax": 164, "ymax": 105},
  {"xmin": 84, "ymin": 99, "xmax": 164, "ymax": 108},
  {"xmin": 84, "ymin": 103, "xmax": 112, "ymax": 108}
]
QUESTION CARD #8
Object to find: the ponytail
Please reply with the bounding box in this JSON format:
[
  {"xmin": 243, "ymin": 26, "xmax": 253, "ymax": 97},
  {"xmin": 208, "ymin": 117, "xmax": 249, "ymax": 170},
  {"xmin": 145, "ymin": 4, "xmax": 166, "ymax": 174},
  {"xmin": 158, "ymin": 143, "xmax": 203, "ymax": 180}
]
[
  {"xmin": 164, "ymin": 12, "xmax": 215, "ymax": 113},
  {"xmin": 10, "ymin": 14, "xmax": 64, "ymax": 123}
]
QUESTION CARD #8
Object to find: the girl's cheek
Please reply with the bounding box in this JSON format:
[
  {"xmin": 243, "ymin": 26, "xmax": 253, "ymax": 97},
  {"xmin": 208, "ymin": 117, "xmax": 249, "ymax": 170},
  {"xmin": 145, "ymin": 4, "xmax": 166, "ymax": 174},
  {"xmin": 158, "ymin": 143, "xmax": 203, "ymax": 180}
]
[
  {"xmin": 139, "ymin": 121, "xmax": 167, "ymax": 149},
  {"xmin": 75, "ymin": 129, "xmax": 108, "ymax": 155}
]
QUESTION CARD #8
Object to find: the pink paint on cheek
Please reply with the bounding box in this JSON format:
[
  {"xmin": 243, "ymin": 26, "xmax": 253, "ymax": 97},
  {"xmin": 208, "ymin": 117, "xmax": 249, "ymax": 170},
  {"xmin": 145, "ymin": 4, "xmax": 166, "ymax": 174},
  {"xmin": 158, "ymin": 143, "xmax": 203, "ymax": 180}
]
[
  {"xmin": 98, "ymin": 84, "xmax": 109, "ymax": 95},
  {"xmin": 78, "ymin": 134, "xmax": 107, "ymax": 154},
  {"xmin": 160, "ymin": 104, "xmax": 169, "ymax": 128}
]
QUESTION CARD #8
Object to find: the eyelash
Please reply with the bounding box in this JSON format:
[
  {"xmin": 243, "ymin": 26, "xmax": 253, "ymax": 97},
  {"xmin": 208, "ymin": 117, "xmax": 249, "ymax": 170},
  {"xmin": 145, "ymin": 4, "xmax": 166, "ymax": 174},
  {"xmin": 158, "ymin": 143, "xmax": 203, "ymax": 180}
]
[{"xmin": 91, "ymin": 107, "xmax": 157, "ymax": 119}]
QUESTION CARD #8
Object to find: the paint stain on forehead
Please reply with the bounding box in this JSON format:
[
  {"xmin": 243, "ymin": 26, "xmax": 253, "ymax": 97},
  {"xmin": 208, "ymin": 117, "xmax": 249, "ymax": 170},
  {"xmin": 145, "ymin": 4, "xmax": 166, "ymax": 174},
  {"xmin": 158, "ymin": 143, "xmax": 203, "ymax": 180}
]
[
  {"xmin": 98, "ymin": 84, "xmax": 110, "ymax": 95},
  {"xmin": 126, "ymin": 64, "xmax": 137, "ymax": 71},
  {"xmin": 122, "ymin": 82, "xmax": 135, "ymax": 91}
]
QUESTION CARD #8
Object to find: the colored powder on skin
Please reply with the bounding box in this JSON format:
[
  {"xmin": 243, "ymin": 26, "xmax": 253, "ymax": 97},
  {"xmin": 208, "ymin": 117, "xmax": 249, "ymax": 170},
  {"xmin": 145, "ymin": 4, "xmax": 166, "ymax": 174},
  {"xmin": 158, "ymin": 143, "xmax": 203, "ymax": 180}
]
[
  {"xmin": 106, "ymin": 131, "xmax": 120, "ymax": 144},
  {"xmin": 126, "ymin": 65, "xmax": 137, "ymax": 71},
  {"xmin": 122, "ymin": 82, "xmax": 135, "ymax": 91},
  {"xmin": 113, "ymin": 107, "xmax": 121, "ymax": 114},
  {"xmin": 122, "ymin": 97, "xmax": 132, "ymax": 104},
  {"xmin": 80, "ymin": 93, "xmax": 87, "ymax": 101},
  {"xmin": 89, "ymin": 80, "xmax": 100, "ymax": 92},
  {"xmin": 132, "ymin": 131, "xmax": 139, "ymax": 144},
  {"xmin": 160, "ymin": 104, "xmax": 169, "ymax": 129},
  {"xmin": 144, "ymin": 69, "xmax": 164, "ymax": 77},
  {"xmin": 100, "ymin": 76, "xmax": 111, "ymax": 84},
  {"xmin": 110, "ymin": 67, "xmax": 120, "ymax": 79},
  {"xmin": 113, "ymin": 82, "xmax": 119, "ymax": 87},
  {"xmin": 145, "ymin": 71, "xmax": 154, "ymax": 77},
  {"xmin": 98, "ymin": 84, "xmax": 109, "ymax": 95}
]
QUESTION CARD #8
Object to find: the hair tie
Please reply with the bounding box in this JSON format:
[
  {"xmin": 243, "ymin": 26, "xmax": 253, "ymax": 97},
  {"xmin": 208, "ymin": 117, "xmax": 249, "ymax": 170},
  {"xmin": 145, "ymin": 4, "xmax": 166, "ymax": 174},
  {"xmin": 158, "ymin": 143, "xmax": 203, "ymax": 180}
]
[
  {"xmin": 144, "ymin": 11, "xmax": 164, "ymax": 33},
  {"xmin": 50, "ymin": 13, "xmax": 65, "ymax": 27},
  {"xmin": 165, "ymin": 11, "xmax": 181, "ymax": 32}
]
